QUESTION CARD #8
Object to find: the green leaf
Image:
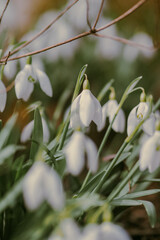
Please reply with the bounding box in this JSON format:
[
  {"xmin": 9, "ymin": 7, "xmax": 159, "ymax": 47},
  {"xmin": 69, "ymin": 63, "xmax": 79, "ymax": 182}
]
[
  {"xmin": 0, "ymin": 145, "xmax": 25, "ymax": 165},
  {"xmin": 0, "ymin": 114, "xmax": 17, "ymax": 149},
  {"xmin": 97, "ymin": 79, "xmax": 114, "ymax": 102},
  {"xmin": 126, "ymin": 76, "xmax": 142, "ymax": 94},
  {"xmin": 30, "ymin": 108, "xmax": 43, "ymax": 160},
  {"xmin": 11, "ymin": 41, "xmax": 26, "ymax": 51},
  {"xmin": 0, "ymin": 179, "xmax": 23, "ymax": 213},
  {"xmin": 72, "ymin": 64, "xmax": 88, "ymax": 101},
  {"xmin": 119, "ymin": 189, "xmax": 160, "ymax": 199},
  {"xmin": 111, "ymin": 199, "xmax": 157, "ymax": 228},
  {"xmin": 139, "ymin": 200, "xmax": 157, "ymax": 228}
]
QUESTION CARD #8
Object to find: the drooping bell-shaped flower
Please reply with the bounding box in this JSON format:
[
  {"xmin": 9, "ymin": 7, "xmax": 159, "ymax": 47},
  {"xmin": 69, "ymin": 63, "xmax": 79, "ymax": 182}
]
[
  {"xmin": 23, "ymin": 161, "xmax": 65, "ymax": 210},
  {"xmin": 139, "ymin": 130, "xmax": 160, "ymax": 173},
  {"xmin": 15, "ymin": 59, "xmax": 53, "ymax": 101},
  {"xmin": 127, "ymin": 93, "xmax": 155, "ymax": 136},
  {"xmin": 70, "ymin": 78, "xmax": 102, "ymax": 131},
  {"xmin": 100, "ymin": 222, "xmax": 131, "ymax": 240},
  {"xmin": 21, "ymin": 118, "xmax": 50, "ymax": 143},
  {"xmin": 0, "ymin": 80, "xmax": 7, "ymax": 112},
  {"xmin": 64, "ymin": 131, "xmax": 98, "ymax": 175},
  {"xmin": 99, "ymin": 87, "xmax": 125, "ymax": 133}
]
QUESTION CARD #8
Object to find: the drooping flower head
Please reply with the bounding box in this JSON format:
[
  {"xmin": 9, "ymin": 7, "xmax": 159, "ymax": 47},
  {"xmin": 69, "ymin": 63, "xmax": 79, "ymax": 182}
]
[
  {"xmin": 70, "ymin": 76, "xmax": 102, "ymax": 131},
  {"xmin": 0, "ymin": 80, "xmax": 7, "ymax": 112},
  {"xmin": 23, "ymin": 161, "xmax": 65, "ymax": 210},
  {"xmin": 127, "ymin": 91, "xmax": 155, "ymax": 136},
  {"xmin": 64, "ymin": 131, "xmax": 98, "ymax": 176},
  {"xmin": 99, "ymin": 87, "xmax": 125, "ymax": 133},
  {"xmin": 15, "ymin": 57, "xmax": 53, "ymax": 101},
  {"xmin": 139, "ymin": 118, "xmax": 160, "ymax": 173}
]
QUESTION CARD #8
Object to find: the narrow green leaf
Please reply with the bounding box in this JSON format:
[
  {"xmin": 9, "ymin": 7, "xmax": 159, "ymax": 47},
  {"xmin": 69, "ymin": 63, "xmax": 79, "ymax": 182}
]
[
  {"xmin": 72, "ymin": 64, "xmax": 88, "ymax": 101},
  {"xmin": 0, "ymin": 114, "xmax": 17, "ymax": 149},
  {"xmin": 120, "ymin": 189, "xmax": 160, "ymax": 199},
  {"xmin": 139, "ymin": 200, "xmax": 157, "ymax": 228},
  {"xmin": 30, "ymin": 108, "xmax": 43, "ymax": 160},
  {"xmin": 97, "ymin": 79, "xmax": 114, "ymax": 102},
  {"xmin": 0, "ymin": 179, "xmax": 23, "ymax": 213},
  {"xmin": 11, "ymin": 41, "xmax": 26, "ymax": 51},
  {"xmin": 111, "ymin": 199, "xmax": 141, "ymax": 206},
  {"xmin": 0, "ymin": 145, "xmax": 25, "ymax": 165}
]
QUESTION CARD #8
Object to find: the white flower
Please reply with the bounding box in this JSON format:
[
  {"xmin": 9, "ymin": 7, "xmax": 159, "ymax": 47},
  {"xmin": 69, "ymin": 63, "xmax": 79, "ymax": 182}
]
[
  {"xmin": 70, "ymin": 89, "xmax": 102, "ymax": 130},
  {"xmin": 64, "ymin": 131, "xmax": 98, "ymax": 175},
  {"xmin": 82, "ymin": 224, "xmax": 102, "ymax": 240},
  {"xmin": 100, "ymin": 100, "xmax": 125, "ymax": 133},
  {"xmin": 21, "ymin": 118, "xmax": 50, "ymax": 143},
  {"xmin": 15, "ymin": 64, "xmax": 53, "ymax": 101},
  {"xmin": 127, "ymin": 102, "xmax": 155, "ymax": 136},
  {"xmin": 139, "ymin": 131, "xmax": 160, "ymax": 173},
  {"xmin": 23, "ymin": 161, "xmax": 65, "ymax": 210},
  {"xmin": 0, "ymin": 80, "xmax": 7, "ymax": 112},
  {"xmin": 100, "ymin": 222, "xmax": 131, "ymax": 240}
]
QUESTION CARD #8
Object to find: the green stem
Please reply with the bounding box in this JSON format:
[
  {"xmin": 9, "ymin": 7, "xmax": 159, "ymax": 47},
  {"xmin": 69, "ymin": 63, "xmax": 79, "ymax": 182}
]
[
  {"xmin": 107, "ymin": 160, "xmax": 139, "ymax": 202},
  {"xmin": 92, "ymin": 141, "xmax": 128, "ymax": 193}
]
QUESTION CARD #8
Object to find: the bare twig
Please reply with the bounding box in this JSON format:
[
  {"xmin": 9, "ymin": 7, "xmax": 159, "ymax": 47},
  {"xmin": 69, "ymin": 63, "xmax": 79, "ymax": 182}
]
[
  {"xmin": 96, "ymin": 0, "xmax": 148, "ymax": 33},
  {"xmin": 0, "ymin": 0, "xmax": 149, "ymax": 63},
  {"xmin": 93, "ymin": 0, "xmax": 104, "ymax": 30},
  {"xmin": 5, "ymin": 0, "xmax": 79, "ymax": 57},
  {"xmin": 95, "ymin": 33, "xmax": 156, "ymax": 51},
  {"xmin": 0, "ymin": 0, "xmax": 10, "ymax": 25},
  {"xmin": 6, "ymin": 80, "xmax": 14, "ymax": 92},
  {"xmin": 86, "ymin": 0, "xmax": 92, "ymax": 29}
]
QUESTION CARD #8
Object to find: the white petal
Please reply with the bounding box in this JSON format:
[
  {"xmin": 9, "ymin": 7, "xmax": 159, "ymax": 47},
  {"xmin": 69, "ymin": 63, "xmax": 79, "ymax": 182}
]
[
  {"xmin": 15, "ymin": 66, "xmax": 34, "ymax": 101},
  {"xmin": 139, "ymin": 132, "xmax": 160, "ymax": 172},
  {"xmin": 35, "ymin": 68, "xmax": 53, "ymax": 97},
  {"xmin": 137, "ymin": 102, "xmax": 149, "ymax": 119},
  {"xmin": 23, "ymin": 162, "xmax": 45, "ymax": 210},
  {"xmin": 85, "ymin": 137, "xmax": 98, "ymax": 173},
  {"xmin": 64, "ymin": 132, "xmax": 85, "ymax": 175},
  {"xmin": 101, "ymin": 222, "xmax": 131, "ymax": 240},
  {"xmin": 60, "ymin": 219, "xmax": 81, "ymax": 240},
  {"xmin": 70, "ymin": 94, "xmax": 83, "ymax": 129},
  {"xmin": 43, "ymin": 165, "xmax": 65, "ymax": 210},
  {"xmin": 42, "ymin": 118, "xmax": 50, "ymax": 143},
  {"xmin": 107, "ymin": 100, "xmax": 125, "ymax": 133},
  {"xmin": 92, "ymin": 96, "xmax": 102, "ymax": 131},
  {"xmin": 82, "ymin": 224, "xmax": 101, "ymax": 240},
  {"xmin": 99, "ymin": 102, "xmax": 109, "ymax": 131},
  {"xmin": 112, "ymin": 108, "xmax": 125, "ymax": 133},
  {"xmin": 79, "ymin": 90, "xmax": 95, "ymax": 127},
  {"xmin": 142, "ymin": 113, "xmax": 156, "ymax": 136},
  {"xmin": 4, "ymin": 61, "xmax": 17, "ymax": 80},
  {"xmin": 127, "ymin": 105, "xmax": 139, "ymax": 136},
  {"xmin": 0, "ymin": 80, "xmax": 7, "ymax": 112},
  {"xmin": 21, "ymin": 121, "xmax": 34, "ymax": 142}
]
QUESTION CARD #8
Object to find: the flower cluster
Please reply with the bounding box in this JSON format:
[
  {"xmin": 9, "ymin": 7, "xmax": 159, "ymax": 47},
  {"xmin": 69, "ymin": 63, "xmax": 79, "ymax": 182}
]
[{"xmin": 48, "ymin": 219, "xmax": 131, "ymax": 240}]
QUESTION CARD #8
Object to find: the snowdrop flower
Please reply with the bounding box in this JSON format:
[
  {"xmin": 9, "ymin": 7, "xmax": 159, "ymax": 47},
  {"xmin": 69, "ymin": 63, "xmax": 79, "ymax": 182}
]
[
  {"xmin": 21, "ymin": 118, "xmax": 50, "ymax": 143},
  {"xmin": 0, "ymin": 80, "xmax": 7, "ymax": 112},
  {"xmin": 82, "ymin": 224, "xmax": 102, "ymax": 240},
  {"xmin": 100, "ymin": 99, "xmax": 125, "ymax": 133},
  {"xmin": 139, "ymin": 130, "xmax": 160, "ymax": 173},
  {"xmin": 70, "ymin": 79, "xmax": 102, "ymax": 130},
  {"xmin": 64, "ymin": 131, "xmax": 98, "ymax": 175},
  {"xmin": 15, "ymin": 63, "xmax": 53, "ymax": 101},
  {"xmin": 100, "ymin": 222, "xmax": 131, "ymax": 240},
  {"xmin": 48, "ymin": 219, "xmax": 81, "ymax": 240},
  {"xmin": 23, "ymin": 161, "xmax": 65, "ymax": 210},
  {"xmin": 127, "ymin": 101, "xmax": 155, "ymax": 136}
]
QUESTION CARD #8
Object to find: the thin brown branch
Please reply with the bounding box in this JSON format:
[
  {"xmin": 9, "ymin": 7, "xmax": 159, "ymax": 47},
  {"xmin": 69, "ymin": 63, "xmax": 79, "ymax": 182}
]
[
  {"xmin": 0, "ymin": 0, "xmax": 148, "ymax": 63},
  {"xmin": 1, "ymin": 31, "xmax": 91, "ymax": 62},
  {"xmin": 93, "ymin": 0, "xmax": 104, "ymax": 30},
  {"xmin": 5, "ymin": 0, "xmax": 79, "ymax": 57},
  {"xmin": 95, "ymin": 33, "xmax": 156, "ymax": 51},
  {"xmin": 6, "ymin": 80, "xmax": 15, "ymax": 92},
  {"xmin": 0, "ymin": 0, "xmax": 10, "ymax": 25},
  {"xmin": 96, "ymin": 0, "xmax": 148, "ymax": 33},
  {"xmin": 86, "ymin": 0, "xmax": 92, "ymax": 30}
]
